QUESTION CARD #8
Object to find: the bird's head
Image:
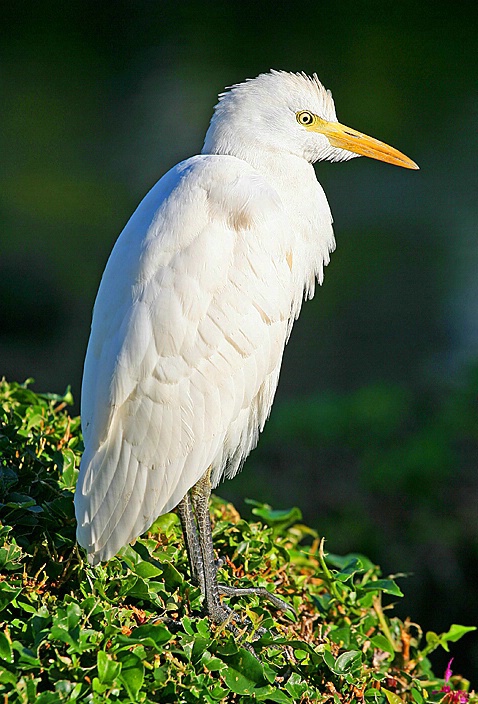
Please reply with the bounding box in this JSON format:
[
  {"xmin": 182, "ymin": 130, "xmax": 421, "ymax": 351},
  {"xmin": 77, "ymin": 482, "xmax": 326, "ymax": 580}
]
[{"xmin": 202, "ymin": 70, "xmax": 418, "ymax": 170}]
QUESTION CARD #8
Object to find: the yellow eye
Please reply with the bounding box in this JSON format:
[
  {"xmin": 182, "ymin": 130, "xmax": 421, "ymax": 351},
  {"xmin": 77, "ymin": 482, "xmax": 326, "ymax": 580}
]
[{"xmin": 296, "ymin": 111, "xmax": 315, "ymax": 126}]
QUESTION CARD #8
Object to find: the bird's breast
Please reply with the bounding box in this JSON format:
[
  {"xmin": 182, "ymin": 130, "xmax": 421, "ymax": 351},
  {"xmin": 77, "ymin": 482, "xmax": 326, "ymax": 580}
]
[{"xmin": 260, "ymin": 156, "xmax": 336, "ymax": 311}]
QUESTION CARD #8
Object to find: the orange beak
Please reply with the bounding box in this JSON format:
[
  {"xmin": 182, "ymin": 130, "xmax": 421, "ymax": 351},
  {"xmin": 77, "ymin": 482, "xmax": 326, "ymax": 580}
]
[{"xmin": 309, "ymin": 116, "xmax": 419, "ymax": 170}]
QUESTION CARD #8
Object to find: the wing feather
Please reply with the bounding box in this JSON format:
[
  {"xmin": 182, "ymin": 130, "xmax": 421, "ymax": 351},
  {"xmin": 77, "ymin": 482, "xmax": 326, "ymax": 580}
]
[{"xmin": 75, "ymin": 154, "xmax": 294, "ymax": 563}]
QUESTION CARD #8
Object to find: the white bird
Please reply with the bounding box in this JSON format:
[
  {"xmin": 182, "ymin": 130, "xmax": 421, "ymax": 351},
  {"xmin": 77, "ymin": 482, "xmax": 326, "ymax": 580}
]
[{"xmin": 75, "ymin": 70, "xmax": 417, "ymax": 626}]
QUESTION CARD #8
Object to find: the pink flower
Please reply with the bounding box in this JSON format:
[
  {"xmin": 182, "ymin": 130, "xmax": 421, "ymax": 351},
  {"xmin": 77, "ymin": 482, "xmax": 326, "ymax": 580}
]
[
  {"xmin": 445, "ymin": 659, "xmax": 454, "ymax": 683},
  {"xmin": 432, "ymin": 659, "xmax": 469, "ymax": 704}
]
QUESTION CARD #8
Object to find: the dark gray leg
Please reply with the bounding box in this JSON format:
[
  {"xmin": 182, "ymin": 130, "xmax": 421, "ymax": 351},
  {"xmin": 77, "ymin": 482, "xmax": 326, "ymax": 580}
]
[
  {"xmin": 188, "ymin": 467, "xmax": 293, "ymax": 627},
  {"xmin": 177, "ymin": 493, "xmax": 205, "ymax": 592},
  {"xmin": 190, "ymin": 468, "xmax": 234, "ymax": 624}
]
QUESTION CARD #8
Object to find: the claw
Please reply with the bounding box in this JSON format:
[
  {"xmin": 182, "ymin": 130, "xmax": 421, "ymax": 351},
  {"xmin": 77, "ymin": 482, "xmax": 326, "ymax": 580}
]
[{"xmin": 218, "ymin": 584, "xmax": 295, "ymax": 615}]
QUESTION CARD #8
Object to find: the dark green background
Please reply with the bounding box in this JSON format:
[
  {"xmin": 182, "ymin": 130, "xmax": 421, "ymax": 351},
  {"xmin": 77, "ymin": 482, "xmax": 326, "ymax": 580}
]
[{"xmin": 1, "ymin": 0, "xmax": 477, "ymax": 681}]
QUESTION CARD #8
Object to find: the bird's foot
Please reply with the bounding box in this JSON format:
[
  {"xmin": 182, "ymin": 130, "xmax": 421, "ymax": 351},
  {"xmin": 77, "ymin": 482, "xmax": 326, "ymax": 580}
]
[
  {"xmin": 206, "ymin": 583, "xmax": 294, "ymax": 648},
  {"xmin": 218, "ymin": 583, "xmax": 295, "ymax": 615},
  {"xmin": 207, "ymin": 598, "xmax": 266, "ymax": 654}
]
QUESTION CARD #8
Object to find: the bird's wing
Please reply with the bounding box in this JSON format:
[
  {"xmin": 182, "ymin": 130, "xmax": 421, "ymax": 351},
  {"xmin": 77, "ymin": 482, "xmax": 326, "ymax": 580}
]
[{"xmin": 75, "ymin": 155, "xmax": 294, "ymax": 563}]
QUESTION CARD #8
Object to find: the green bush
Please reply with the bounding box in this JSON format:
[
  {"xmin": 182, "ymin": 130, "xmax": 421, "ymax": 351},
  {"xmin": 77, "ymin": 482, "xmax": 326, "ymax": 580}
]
[{"xmin": 0, "ymin": 379, "xmax": 475, "ymax": 703}]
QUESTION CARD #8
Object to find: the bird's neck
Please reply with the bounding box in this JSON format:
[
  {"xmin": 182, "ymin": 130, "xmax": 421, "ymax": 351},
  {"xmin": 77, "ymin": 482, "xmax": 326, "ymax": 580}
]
[
  {"xmin": 238, "ymin": 148, "xmax": 337, "ymax": 296},
  {"xmin": 202, "ymin": 139, "xmax": 336, "ymax": 301}
]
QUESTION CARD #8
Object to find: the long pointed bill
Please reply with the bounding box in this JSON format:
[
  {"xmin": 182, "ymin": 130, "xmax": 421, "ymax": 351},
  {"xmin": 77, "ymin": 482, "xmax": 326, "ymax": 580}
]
[{"xmin": 310, "ymin": 117, "xmax": 419, "ymax": 169}]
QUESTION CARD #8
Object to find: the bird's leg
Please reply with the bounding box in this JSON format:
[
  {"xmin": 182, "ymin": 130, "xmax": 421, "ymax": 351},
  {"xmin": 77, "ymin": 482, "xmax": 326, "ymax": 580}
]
[
  {"xmin": 177, "ymin": 493, "xmax": 205, "ymax": 592},
  {"xmin": 189, "ymin": 468, "xmax": 293, "ymax": 627},
  {"xmin": 189, "ymin": 468, "xmax": 235, "ymax": 625}
]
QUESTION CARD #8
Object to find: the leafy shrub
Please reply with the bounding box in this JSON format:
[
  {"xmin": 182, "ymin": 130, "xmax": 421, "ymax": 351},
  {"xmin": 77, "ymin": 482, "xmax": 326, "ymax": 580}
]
[{"xmin": 0, "ymin": 379, "xmax": 475, "ymax": 703}]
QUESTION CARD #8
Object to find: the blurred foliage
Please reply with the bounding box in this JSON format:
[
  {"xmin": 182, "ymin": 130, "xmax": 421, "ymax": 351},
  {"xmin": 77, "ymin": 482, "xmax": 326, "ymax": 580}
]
[{"xmin": 0, "ymin": 379, "xmax": 476, "ymax": 702}]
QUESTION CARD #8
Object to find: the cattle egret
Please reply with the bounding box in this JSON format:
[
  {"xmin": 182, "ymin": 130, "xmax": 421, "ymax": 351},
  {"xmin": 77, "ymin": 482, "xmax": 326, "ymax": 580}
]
[{"xmin": 75, "ymin": 70, "xmax": 418, "ymax": 628}]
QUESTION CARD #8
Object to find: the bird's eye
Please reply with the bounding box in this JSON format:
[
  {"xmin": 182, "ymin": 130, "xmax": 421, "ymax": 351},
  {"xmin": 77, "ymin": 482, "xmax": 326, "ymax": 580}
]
[{"xmin": 296, "ymin": 111, "xmax": 315, "ymax": 126}]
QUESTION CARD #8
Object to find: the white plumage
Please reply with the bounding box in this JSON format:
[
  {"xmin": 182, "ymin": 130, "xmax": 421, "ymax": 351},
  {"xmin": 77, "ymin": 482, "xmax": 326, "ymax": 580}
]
[{"xmin": 75, "ymin": 70, "xmax": 417, "ymax": 566}]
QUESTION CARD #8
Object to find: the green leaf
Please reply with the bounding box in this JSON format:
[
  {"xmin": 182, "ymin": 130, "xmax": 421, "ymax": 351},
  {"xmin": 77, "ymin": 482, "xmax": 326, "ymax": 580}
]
[
  {"xmin": 247, "ymin": 500, "xmax": 302, "ymax": 528},
  {"xmin": 312, "ymin": 592, "xmax": 333, "ymax": 613},
  {"xmin": 0, "ymin": 668, "xmax": 18, "ymax": 686},
  {"xmin": 222, "ymin": 646, "xmax": 267, "ymax": 694},
  {"xmin": 38, "ymin": 386, "xmax": 74, "ymax": 405},
  {"xmin": 113, "ymin": 623, "xmax": 171, "ymax": 652},
  {"xmin": 254, "ymin": 685, "xmax": 293, "ymax": 702},
  {"xmin": 441, "ymin": 623, "xmax": 476, "ymax": 643},
  {"xmin": 11, "ymin": 641, "xmax": 41, "ymax": 668},
  {"xmin": 411, "ymin": 687, "xmax": 424, "ymax": 704},
  {"xmin": 97, "ymin": 650, "xmax": 122, "ymax": 685},
  {"xmin": 371, "ymin": 634, "xmax": 395, "ymax": 657},
  {"xmin": 66, "ymin": 602, "xmax": 82, "ymax": 630},
  {"xmin": 425, "ymin": 623, "xmax": 476, "ymax": 654},
  {"xmin": 208, "ymin": 684, "xmax": 229, "ymax": 700},
  {"xmin": 161, "ymin": 561, "xmax": 184, "ymax": 587},
  {"xmin": 330, "ymin": 626, "xmax": 351, "ymax": 647},
  {"xmin": 222, "ymin": 666, "xmax": 257, "ymax": 695},
  {"xmin": 322, "ymin": 648, "xmax": 336, "ymax": 670},
  {"xmin": 285, "ymin": 672, "xmax": 307, "ymax": 698},
  {"xmin": 362, "ymin": 579, "xmax": 403, "ymax": 597},
  {"xmin": 181, "ymin": 616, "xmax": 194, "ymax": 636},
  {"xmin": 335, "ymin": 557, "xmax": 364, "ymax": 581},
  {"xmin": 0, "ymin": 584, "xmax": 22, "ymax": 612},
  {"xmin": 201, "ymin": 652, "xmax": 227, "ymax": 672},
  {"xmin": 0, "ymin": 541, "xmax": 23, "ymax": 571},
  {"xmin": 264, "ymin": 638, "xmax": 322, "ymax": 666},
  {"xmin": 57, "ymin": 448, "xmax": 77, "ymax": 489},
  {"xmin": 148, "ymin": 512, "xmax": 180, "ymax": 535},
  {"xmin": 118, "ymin": 654, "xmax": 144, "ymax": 699},
  {"xmin": 134, "ymin": 561, "xmax": 163, "ymax": 579},
  {"xmin": 5, "ymin": 494, "xmax": 36, "ymax": 510},
  {"xmin": 326, "ymin": 552, "xmax": 373, "ymax": 571},
  {"xmin": 383, "ymin": 688, "xmax": 405, "ymax": 704},
  {"xmin": 334, "ymin": 650, "xmax": 362, "ymax": 674},
  {"xmin": 0, "ymin": 632, "xmax": 13, "ymax": 663}
]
